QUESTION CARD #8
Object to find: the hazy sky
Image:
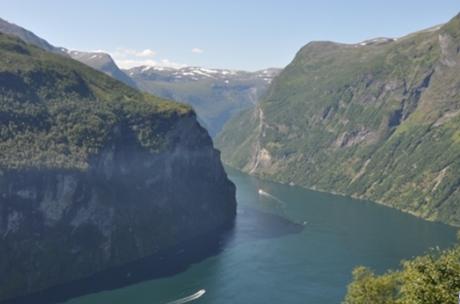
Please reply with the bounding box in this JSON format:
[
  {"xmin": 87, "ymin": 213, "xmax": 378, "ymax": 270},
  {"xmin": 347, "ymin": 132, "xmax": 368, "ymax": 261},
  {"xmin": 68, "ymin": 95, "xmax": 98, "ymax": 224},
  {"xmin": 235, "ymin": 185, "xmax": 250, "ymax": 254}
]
[{"xmin": 1, "ymin": 1, "xmax": 459, "ymax": 70}]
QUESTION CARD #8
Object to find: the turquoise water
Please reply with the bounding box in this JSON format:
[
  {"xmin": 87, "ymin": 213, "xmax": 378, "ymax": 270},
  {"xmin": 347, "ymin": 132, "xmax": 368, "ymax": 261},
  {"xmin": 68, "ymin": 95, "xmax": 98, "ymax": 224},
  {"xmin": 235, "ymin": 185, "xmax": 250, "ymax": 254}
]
[{"xmin": 63, "ymin": 167, "xmax": 456, "ymax": 304}]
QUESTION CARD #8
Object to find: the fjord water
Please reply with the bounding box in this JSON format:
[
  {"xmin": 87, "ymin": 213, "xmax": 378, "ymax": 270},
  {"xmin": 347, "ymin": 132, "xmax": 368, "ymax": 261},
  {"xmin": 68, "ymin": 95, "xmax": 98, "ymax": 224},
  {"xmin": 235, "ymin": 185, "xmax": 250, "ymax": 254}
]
[{"xmin": 64, "ymin": 167, "xmax": 456, "ymax": 304}]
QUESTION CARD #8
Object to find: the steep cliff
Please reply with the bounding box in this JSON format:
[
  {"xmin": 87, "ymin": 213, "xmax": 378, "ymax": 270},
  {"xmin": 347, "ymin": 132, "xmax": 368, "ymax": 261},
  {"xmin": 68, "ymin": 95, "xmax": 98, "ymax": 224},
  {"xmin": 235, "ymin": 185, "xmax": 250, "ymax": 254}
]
[
  {"xmin": 217, "ymin": 14, "xmax": 460, "ymax": 226},
  {"xmin": 0, "ymin": 33, "xmax": 236, "ymax": 301}
]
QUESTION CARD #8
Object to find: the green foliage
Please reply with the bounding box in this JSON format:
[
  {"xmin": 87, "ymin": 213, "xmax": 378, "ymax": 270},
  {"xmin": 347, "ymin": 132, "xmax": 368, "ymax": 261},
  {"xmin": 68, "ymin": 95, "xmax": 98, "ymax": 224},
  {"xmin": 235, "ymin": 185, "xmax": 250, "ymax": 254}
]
[
  {"xmin": 215, "ymin": 108, "xmax": 260, "ymax": 168},
  {"xmin": 344, "ymin": 267, "xmax": 399, "ymax": 304},
  {"xmin": 344, "ymin": 243, "xmax": 460, "ymax": 304},
  {"xmin": 0, "ymin": 33, "xmax": 191, "ymax": 171}
]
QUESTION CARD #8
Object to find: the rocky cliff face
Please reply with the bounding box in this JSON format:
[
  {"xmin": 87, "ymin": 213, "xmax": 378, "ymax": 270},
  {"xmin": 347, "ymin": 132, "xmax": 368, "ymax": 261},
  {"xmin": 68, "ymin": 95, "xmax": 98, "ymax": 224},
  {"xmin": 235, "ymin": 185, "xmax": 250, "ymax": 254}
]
[
  {"xmin": 0, "ymin": 115, "xmax": 235, "ymax": 301},
  {"xmin": 0, "ymin": 33, "xmax": 236, "ymax": 301},
  {"xmin": 217, "ymin": 14, "xmax": 460, "ymax": 226}
]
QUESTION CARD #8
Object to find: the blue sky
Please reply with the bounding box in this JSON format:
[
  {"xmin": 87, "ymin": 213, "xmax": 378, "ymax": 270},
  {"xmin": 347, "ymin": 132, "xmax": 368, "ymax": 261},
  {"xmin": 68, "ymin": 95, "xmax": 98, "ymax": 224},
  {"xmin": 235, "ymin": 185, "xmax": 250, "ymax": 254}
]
[{"xmin": 1, "ymin": 1, "xmax": 459, "ymax": 71}]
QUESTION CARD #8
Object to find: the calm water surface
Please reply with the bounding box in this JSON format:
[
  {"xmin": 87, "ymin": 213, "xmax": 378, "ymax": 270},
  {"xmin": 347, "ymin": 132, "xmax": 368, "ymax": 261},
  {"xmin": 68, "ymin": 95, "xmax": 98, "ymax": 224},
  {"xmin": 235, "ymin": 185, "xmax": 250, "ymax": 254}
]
[{"xmin": 64, "ymin": 167, "xmax": 456, "ymax": 304}]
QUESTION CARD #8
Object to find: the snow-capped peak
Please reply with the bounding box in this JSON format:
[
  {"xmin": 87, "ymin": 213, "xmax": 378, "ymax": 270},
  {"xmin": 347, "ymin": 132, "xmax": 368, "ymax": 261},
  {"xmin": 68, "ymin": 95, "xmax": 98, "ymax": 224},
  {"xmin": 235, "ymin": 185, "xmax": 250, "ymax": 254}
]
[{"xmin": 126, "ymin": 65, "xmax": 281, "ymax": 83}]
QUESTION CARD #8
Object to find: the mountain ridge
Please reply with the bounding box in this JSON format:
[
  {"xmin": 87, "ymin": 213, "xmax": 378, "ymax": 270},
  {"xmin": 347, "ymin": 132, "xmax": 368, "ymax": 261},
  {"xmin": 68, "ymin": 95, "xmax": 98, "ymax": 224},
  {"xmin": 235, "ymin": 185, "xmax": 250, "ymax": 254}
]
[
  {"xmin": 66, "ymin": 49, "xmax": 137, "ymax": 87},
  {"xmin": 0, "ymin": 17, "xmax": 136, "ymax": 87},
  {"xmin": 217, "ymin": 12, "xmax": 460, "ymax": 226}
]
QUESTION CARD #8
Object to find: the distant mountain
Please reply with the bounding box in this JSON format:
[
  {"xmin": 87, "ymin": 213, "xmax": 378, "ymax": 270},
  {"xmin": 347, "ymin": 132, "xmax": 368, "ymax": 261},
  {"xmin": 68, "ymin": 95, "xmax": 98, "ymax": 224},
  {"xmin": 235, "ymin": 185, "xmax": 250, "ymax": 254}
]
[
  {"xmin": 66, "ymin": 49, "xmax": 137, "ymax": 87},
  {"xmin": 127, "ymin": 66, "xmax": 281, "ymax": 136},
  {"xmin": 0, "ymin": 16, "xmax": 279, "ymax": 135},
  {"xmin": 0, "ymin": 17, "xmax": 135, "ymax": 87},
  {"xmin": 217, "ymin": 13, "xmax": 460, "ymax": 226}
]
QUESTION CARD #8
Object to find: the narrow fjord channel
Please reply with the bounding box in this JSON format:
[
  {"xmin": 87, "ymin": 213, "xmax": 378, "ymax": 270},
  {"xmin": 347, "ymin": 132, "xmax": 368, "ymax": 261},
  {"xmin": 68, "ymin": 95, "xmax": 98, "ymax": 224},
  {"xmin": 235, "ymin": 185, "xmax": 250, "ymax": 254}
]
[{"xmin": 63, "ymin": 167, "xmax": 456, "ymax": 304}]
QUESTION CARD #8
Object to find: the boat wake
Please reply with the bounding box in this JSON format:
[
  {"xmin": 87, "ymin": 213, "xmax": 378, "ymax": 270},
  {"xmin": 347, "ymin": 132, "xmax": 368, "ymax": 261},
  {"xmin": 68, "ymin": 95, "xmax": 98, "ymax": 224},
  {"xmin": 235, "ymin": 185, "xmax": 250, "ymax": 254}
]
[
  {"xmin": 257, "ymin": 189, "xmax": 308, "ymax": 226},
  {"xmin": 258, "ymin": 189, "xmax": 286, "ymax": 205},
  {"xmin": 166, "ymin": 289, "xmax": 206, "ymax": 304}
]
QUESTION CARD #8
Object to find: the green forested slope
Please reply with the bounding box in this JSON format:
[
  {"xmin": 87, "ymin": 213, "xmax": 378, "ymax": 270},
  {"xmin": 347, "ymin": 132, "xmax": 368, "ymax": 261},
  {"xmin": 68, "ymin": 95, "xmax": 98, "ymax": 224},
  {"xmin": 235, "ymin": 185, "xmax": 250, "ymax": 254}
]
[
  {"xmin": 0, "ymin": 32, "xmax": 190, "ymax": 171},
  {"xmin": 217, "ymin": 14, "xmax": 460, "ymax": 226}
]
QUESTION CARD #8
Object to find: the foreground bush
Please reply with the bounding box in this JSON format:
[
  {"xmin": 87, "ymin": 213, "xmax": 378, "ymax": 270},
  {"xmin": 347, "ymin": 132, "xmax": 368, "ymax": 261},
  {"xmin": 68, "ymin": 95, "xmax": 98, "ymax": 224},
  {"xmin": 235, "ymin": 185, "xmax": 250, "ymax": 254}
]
[{"xmin": 344, "ymin": 242, "xmax": 460, "ymax": 304}]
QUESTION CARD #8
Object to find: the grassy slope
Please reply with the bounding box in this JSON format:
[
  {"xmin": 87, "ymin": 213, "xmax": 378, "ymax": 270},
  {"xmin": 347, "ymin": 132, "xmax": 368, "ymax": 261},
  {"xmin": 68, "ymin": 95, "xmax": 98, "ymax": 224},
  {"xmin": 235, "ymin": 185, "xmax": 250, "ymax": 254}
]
[
  {"xmin": 0, "ymin": 33, "xmax": 191, "ymax": 171},
  {"xmin": 217, "ymin": 14, "xmax": 460, "ymax": 226}
]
